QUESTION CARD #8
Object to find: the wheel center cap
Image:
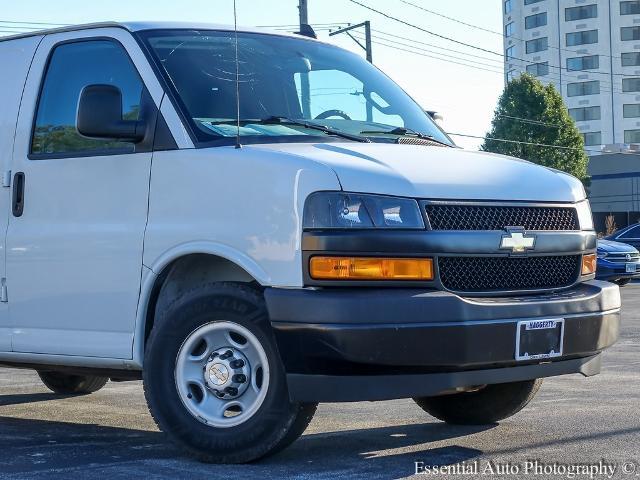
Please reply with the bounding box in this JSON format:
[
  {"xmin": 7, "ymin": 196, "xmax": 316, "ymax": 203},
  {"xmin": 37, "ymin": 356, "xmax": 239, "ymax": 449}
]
[
  {"xmin": 202, "ymin": 347, "xmax": 252, "ymax": 399},
  {"xmin": 208, "ymin": 363, "xmax": 229, "ymax": 386}
]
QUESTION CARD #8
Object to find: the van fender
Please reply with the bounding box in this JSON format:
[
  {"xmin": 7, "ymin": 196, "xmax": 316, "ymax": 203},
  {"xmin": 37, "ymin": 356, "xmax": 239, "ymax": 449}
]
[{"xmin": 132, "ymin": 241, "xmax": 271, "ymax": 367}]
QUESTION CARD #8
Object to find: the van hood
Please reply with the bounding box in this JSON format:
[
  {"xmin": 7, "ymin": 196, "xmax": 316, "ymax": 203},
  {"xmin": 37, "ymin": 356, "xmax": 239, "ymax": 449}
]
[{"xmin": 252, "ymin": 142, "xmax": 586, "ymax": 202}]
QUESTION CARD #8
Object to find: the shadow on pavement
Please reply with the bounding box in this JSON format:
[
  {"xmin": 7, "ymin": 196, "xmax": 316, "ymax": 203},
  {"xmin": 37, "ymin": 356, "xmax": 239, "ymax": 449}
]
[
  {"xmin": 0, "ymin": 414, "xmax": 174, "ymax": 475},
  {"xmin": 0, "ymin": 392, "xmax": 75, "ymax": 407},
  {"xmin": 0, "ymin": 408, "xmax": 491, "ymax": 478},
  {"xmin": 272, "ymin": 422, "xmax": 489, "ymax": 478}
]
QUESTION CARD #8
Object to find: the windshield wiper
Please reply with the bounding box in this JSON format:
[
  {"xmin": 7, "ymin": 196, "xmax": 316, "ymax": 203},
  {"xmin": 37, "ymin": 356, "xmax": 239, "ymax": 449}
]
[
  {"xmin": 359, "ymin": 126, "xmax": 452, "ymax": 147},
  {"xmin": 258, "ymin": 116, "xmax": 370, "ymax": 143}
]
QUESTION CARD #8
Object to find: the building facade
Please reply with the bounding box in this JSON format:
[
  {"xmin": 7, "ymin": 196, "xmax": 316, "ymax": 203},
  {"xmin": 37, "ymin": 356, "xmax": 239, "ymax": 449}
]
[
  {"xmin": 503, "ymin": 0, "xmax": 640, "ymax": 150},
  {"xmin": 588, "ymin": 152, "xmax": 640, "ymax": 231}
]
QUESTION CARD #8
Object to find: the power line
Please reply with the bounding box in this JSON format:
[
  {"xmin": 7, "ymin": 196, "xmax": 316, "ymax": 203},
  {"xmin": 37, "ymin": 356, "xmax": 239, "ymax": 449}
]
[
  {"xmin": 496, "ymin": 114, "xmax": 563, "ymax": 128},
  {"xmin": 353, "ymin": 31, "xmax": 637, "ymax": 98},
  {"xmin": 372, "ymin": 29, "xmax": 503, "ymax": 65},
  {"xmin": 350, "ymin": 33, "xmax": 505, "ymax": 75},
  {"xmin": 0, "ymin": 25, "xmax": 39, "ymax": 30},
  {"xmin": 359, "ymin": 30, "xmax": 572, "ymax": 83},
  {"xmin": 352, "ymin": 31, "xmax": 632, "ymax": 97},
  {"xmin": 348, "ymin": 0, "xmax": 636, "ymax": 78},
  {"xmin": 398, "ymin": 0, "xmax": 624, "ymax": 61},
  {"xmin": 398, "ymin": 0, "xmax": 507, "ymax": 38},
  {"xmin": 447, "ymin": 132, "xmax": 602, "ymax": 153},
  {"xmin": 351, "ymin": 32, "xmax": 505, "ymax": 73},
  {"xmin": 369, "ymin": 30, "xmax": 503, "ymax": 64},
  {"xmin": 370, "ymin": 28, "xmax": 630, "ymax": 91},
  {"xmin": 0, "ymin": 20, "xmax": 68, "ymax": 26},
  {"xmin": 254, "ymin": 20, "xmax": 640, "ymax": 88},
  {"xmin": 350, "ymin": 32, "xmax": 502, "ymax": 71},
  {"xmin": 257, "ymin": 22, "xmax": 350, "ymax": 28},
  {"xmin": 275, "ymin": 22, "xmax": 636, "ymax": 98},
  {"xmin": 348, "ymin": 0, "xmax": 505, "ymax": 57}
]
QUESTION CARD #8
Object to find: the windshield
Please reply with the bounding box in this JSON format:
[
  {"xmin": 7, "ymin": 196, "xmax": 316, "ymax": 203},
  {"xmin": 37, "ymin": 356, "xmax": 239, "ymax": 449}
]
[{"xmin": 141, "ymin": 29, "xmax": 453, "ymax": 146}]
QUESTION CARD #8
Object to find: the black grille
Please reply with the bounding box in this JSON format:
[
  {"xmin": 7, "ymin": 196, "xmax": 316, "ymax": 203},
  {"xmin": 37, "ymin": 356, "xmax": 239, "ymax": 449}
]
[
  {"xmin": 425, "ymin": 204, "xmax": 579, "ymax": 231},
  {"xmin": 438, "ymin": 255, "xmax": 581, "ymax": 292}
]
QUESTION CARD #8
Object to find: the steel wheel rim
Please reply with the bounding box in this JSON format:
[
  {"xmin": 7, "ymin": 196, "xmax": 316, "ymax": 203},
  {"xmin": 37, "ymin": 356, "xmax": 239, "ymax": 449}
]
[{"xmin": 175, "ymin": 321, "xmax": 270, "ymax": 428}]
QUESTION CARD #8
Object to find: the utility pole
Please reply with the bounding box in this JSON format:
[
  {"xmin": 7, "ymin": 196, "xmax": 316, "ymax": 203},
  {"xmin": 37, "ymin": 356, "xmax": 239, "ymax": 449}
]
[
  {"xmin": 364, "ymin": 20, "xmax": 372, "ymax": 63},
  {"xmin": 299, "ymin": 0, "xmax": 309, "ymax": 26},
  {"xmin": 329, "ymin": 21, "xmax": 373, "ymax": 121},
  {"xmin": 329, "ymin": 21, "xmax": 373, "ymax": 64},
  {"xmin": 298, "ymin": 0, "xmax": 311, "ymax": 118}
]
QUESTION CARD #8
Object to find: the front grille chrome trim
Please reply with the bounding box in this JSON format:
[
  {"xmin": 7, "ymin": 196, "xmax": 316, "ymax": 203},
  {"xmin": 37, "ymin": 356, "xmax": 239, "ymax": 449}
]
[{"xmin": 605, "ymin": 253, "xmax": 640, "ymax": 264}]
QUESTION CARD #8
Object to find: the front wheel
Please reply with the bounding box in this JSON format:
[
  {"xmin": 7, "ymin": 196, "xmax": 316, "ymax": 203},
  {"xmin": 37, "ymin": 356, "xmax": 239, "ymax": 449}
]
[
  {"xmin": 413, "ymin": 379, "xmax": 542, "ymax": 425},
  {"xmin": 143, "ymin": 282, "xmax": 316, "ymax": 463}
]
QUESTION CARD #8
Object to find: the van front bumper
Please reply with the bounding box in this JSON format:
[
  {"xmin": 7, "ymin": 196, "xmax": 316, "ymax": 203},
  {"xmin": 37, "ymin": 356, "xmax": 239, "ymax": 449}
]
[{"xmin": 264, "ymin": 280, "xmax": 620, "ymax": 402}]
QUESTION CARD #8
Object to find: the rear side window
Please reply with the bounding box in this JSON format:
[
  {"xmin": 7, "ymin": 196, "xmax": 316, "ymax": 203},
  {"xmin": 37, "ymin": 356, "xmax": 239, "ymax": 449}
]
[{"xmin": 31, "ymin": 40, "xmax": 143, "ymax": 157}]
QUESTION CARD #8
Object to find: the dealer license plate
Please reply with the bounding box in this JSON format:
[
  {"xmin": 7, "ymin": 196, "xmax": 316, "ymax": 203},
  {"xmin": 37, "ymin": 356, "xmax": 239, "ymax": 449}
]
[
  {"xmin": 626, "ymin": 263, "xmax": 637, "ymax": 273},
  {"xmin": 515, "ymin": 319, "xmax": 564, "ymax": 361}
]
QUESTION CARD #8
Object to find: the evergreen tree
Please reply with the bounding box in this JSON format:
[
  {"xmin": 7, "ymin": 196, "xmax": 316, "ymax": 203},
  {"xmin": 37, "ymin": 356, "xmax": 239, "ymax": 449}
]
[{"xmin": 482, "ymin": 74, "xmax": 589, "ymax": 182}]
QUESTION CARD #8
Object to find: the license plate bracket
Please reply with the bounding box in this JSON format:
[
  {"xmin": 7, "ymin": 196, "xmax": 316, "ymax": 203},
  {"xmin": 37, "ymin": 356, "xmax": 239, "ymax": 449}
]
[
  {"xmin": 515, "ymin": 319, "xmax": 564, "ymax": 361},
  {"xmin": 626, "ymin": 263, "xmax": 637, "ymax": 273}
]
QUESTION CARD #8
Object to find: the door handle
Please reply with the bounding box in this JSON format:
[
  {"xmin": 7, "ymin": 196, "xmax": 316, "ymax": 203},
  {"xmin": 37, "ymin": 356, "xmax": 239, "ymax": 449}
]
[{"xmin": 12, "ymin": 172, "xmax": 25, "ymax": 217}]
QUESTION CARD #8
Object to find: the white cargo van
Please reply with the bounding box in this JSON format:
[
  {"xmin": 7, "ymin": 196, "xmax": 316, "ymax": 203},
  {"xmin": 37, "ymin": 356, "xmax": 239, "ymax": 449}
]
[{"xmin": 0, "ymin": 22, "xmax": 620, "ymax": 463}]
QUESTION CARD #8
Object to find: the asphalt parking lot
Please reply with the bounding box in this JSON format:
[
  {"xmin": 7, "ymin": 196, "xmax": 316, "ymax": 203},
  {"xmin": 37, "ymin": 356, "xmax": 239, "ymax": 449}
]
[{"xmin": 1, "ymin": 286, "xmax": 639, "ymax": 480}]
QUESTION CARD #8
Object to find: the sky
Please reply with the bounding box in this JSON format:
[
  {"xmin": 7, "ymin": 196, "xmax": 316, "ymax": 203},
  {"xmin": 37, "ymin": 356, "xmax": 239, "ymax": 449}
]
[{"xmin": 0, "ymin": 0, "xmax": 506, "ymax": 149}]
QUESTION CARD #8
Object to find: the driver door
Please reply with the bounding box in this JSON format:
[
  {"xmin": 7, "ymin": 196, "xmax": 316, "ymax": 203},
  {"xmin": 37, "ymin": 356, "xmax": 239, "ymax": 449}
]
[{"xmin": 6, "ymin": 31, "xmax": 154, "ymax": 358}]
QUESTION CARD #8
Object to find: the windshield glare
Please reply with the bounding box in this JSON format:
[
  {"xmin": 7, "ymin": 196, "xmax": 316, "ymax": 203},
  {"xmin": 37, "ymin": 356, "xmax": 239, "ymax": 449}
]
[{"xmin": 142, "ymin": 29, "xmax": 453, "ymax": 146}]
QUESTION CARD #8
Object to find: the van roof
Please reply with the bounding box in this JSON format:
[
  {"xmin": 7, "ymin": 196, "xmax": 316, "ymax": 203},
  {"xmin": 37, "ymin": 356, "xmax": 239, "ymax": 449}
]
[{"xmin": 0, "ymin": 21, "xmax": 309, "ymax": 43}]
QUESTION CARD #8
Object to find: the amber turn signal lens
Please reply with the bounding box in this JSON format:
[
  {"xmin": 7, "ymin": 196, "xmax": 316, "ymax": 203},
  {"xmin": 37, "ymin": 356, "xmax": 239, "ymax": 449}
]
[
  {"xmin": 582, "ymin": 253, "xmax": 597, "ymax": 275},
  {"xmin": 309, "ymin": 256, "xmax": 434, "ymax": 280}
]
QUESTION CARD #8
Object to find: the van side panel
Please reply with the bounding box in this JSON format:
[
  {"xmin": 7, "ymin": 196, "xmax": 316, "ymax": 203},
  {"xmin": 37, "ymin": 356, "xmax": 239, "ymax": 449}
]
[
  {"xmin": 0, "ymin": 37, "xmax": 42, "ymax": 173},
  {"xmin": 142, "ymin": 147, "xmax": 342, "ymax": 289},
  {"xmin": 0, "ymin": 36, "xmax": 43, "ymax": 352}
]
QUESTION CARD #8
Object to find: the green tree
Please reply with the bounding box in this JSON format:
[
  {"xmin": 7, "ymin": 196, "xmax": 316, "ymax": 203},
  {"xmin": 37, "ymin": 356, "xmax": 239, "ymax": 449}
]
[{"xmin": 482, "ymin": 74, "xmax": 588, "ymax": 182}]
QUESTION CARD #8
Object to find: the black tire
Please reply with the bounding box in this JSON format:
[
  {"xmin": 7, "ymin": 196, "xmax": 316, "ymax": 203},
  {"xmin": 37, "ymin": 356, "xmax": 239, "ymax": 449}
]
[
  {"xmin": 37, "ymin": 371, "xmax": 108, "ymax": 395},
  {"xmin": 143, "ymin": 282, "xmax": 317, "ymax": 464},
  {"xmin": 615, "ymin": 278, "xmax": 631, "ymax": 287},
  {"xmin": 413, "ymin": 379, "xmax": 542, "ymax": 425}
]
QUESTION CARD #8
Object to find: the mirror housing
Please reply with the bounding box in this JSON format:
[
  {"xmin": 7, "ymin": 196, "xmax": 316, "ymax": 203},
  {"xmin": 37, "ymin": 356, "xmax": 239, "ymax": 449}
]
[
  {"xmin": 425, "ymin": 110, "xmax": 444, "ymax": 124},
  {"xmin": 76, "ymin": 84, "xmax": 145, "ymax": 142}
]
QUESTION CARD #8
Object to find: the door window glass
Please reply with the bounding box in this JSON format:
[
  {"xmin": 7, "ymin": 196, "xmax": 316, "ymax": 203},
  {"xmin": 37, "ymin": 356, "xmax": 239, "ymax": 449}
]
[{"xmin": 31, "ymin": 40, "xmax": 143, "ymax": 157}]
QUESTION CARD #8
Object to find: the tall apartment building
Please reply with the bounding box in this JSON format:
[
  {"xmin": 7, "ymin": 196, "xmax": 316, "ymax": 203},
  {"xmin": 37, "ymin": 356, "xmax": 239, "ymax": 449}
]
[{"xmin": 503, "ymin": 0, "xmax": 640, "ymax": 152}]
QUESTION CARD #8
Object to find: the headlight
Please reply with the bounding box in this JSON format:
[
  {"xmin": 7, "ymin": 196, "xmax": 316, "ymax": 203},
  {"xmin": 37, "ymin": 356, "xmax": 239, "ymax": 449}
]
[
  {"xmin": 596, "ymin": 250, "xmax": 607, "ymax": 259},
  {"xmin": 576, "ymin": 200, "xmax": 594, "ymax": 230},
  {"xmin": 303, "ymin": 192, "xmax": 424, "ymax": 229}
]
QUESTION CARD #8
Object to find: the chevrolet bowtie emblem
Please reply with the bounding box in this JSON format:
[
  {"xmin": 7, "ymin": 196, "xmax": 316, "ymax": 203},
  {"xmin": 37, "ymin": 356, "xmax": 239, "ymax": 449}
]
[{"xmin": 500, "ymin": 228, "xmax": 536, "ymax": 253}]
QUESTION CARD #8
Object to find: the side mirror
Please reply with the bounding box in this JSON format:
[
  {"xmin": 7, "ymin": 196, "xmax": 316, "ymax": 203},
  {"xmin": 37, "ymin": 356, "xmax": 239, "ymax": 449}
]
[
  {"xmin": 77, "ymin": 84, "xmax": 145, "ymax": 142},
  {"xmin": 425, "ymin": 110, "xmax": 444, "ymax": 123}
]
